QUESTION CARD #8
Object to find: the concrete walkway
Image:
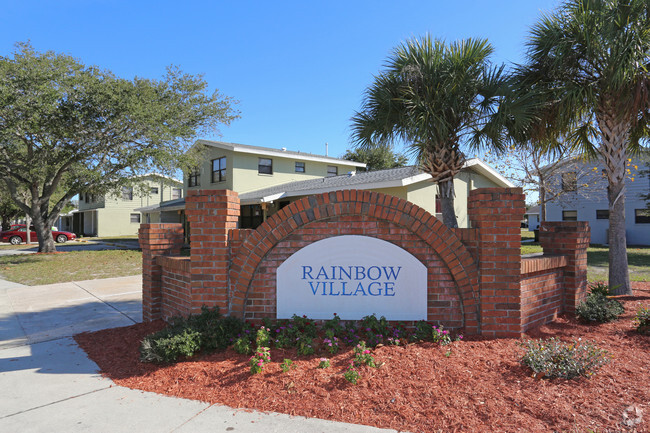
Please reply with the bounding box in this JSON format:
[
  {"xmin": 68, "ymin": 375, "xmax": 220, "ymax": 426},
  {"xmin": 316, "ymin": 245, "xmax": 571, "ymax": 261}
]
[{"xmin": 0, "ymin": 275, "xmax": 397, "ymax": 433}]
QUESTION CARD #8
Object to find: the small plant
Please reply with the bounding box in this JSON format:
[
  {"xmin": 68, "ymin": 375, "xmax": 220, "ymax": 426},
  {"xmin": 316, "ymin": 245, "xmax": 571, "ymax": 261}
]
[
  {"xmin": 353, "ymin": 341, "xmax": 377, "ymax": 367},
  {"xmin": 431, "ymin": 325, "xmax": 453, "ymax": 346},
  {"xmin": 414, "ymin": 320, "xmax": 433, "ymax": 341},
  {"xmin": 233, "ymin": 335, "xmax": 253, "ymax": 354},
  {"xmin": 296, "ymin": 335, "xmax": 315, "ymax": 356},
  {"xmin": 280, "ymin": 358, "xmax": 294, "ymax": 373},
  {"xmin": 343, "ymin": 362, "xmax": 360, "ymax": 384},
  {"xmin": 255, "ymin": 326, "xmax": 271, "ymax": 347},
  {"xmin": 387, "ymin": 337, "xmax": 401, "ymax": 346},
  {"xmin": 322, "ymin": 313, "xmax": 344, "ymax": 335},
  {"xmin": 588, "ymin": 281, "xmax": 616, "ymax": 296},
  {"xmin": 634, "ymin": 306, "xmax": 650, "ymax": 335},
  {"xmin": 317, "ymin": 358, "xmax": 330, "ymax": 369},
  {"xmin": 576, "ymin": 293, "xmax": 625, "ymax": 323},
  {"xmin": 519, "ymin": 337, "xmax": 609, "ymax": 379},
  {"xmin": 249, "ymin": 347, "xmax": 271, "ymax": 374},
  {"xmin": 322, "ymin": 333, "xmax": 340, "ymax": 354}
]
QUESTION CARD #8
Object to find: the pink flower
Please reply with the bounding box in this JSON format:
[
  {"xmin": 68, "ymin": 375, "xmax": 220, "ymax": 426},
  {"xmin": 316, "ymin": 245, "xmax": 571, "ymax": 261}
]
[
  {"xmin": 363, "ymin": 350, "xmax": 370, "ymax": 354},
  {"xmin": 319, "ymin": 358, "xmax": 328, "ymax": 362}
]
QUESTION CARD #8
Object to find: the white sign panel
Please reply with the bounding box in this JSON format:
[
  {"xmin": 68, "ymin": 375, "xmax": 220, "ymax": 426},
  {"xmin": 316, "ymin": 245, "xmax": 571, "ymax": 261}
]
[{"xmin": 276, "ymin": 235, "xmax": 427, "ymax": 320}]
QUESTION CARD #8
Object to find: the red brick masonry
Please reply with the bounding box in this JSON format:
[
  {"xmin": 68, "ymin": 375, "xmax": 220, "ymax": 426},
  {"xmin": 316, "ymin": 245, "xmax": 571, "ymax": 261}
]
[{"xmin": 139, "ymin": 188, "xmax": 589, "ymax": 337}]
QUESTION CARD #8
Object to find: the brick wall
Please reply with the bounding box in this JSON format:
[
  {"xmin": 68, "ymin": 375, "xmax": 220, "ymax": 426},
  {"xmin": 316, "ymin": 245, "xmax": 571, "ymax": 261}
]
[{"xmin": 140, "ymin": 188, "xmax": 589, "ymax": 338}]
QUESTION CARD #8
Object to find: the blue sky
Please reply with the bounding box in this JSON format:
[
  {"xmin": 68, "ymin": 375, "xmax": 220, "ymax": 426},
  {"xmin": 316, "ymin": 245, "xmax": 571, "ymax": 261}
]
[{"xmin": 2, "ymin": 0, "xmax": 560, "ymax": 160}]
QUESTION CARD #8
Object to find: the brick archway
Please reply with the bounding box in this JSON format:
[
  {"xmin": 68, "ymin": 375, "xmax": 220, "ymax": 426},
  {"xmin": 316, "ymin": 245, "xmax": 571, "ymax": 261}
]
[{"xmin": 229, "ymin": 190, "xmax": 480, "ymax": 333}]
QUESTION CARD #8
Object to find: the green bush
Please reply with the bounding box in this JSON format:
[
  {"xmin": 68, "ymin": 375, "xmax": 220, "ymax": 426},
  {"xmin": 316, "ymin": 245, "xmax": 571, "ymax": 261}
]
[
  {"xmin": 519, "ymin": 338, "xmax": 609, "ymax": 379},
  {"xmin": 140, "ymin": 307, "xmax": 246, "ymax": 363},
  {"xmin": 576, "ymin": 293, "xmax": 625, "ymax": 323},
  {"xmin": 634, "ymin": 306, "xmax": 650, "ymax": 335},
  {"xmin": 140, "ymin": 328, "xmax": 202, "ymax": 363}
]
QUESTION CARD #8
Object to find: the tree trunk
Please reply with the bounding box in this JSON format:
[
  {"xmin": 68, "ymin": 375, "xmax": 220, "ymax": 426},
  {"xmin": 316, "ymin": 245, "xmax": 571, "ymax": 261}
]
[
  {"xmin": 29, "ymin": 200, "xmax": 57, "ymax": 253},
  {"xmin": 607, "ymin": 179, "xmax": 631, "ymax": 295},
  {"xmin": 438, "ymin": 178, "xmax": 458, "ymax": 228},
  {"xmin": 597, "ymin": 108, "xmax": 631, "ymax": 296},
  {"xmin": 539, "ymin": 185, "xmax": 546, "ymax": 222}
]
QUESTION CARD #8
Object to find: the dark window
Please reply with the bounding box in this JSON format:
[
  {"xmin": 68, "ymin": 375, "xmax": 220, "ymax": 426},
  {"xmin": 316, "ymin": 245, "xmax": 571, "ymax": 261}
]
[
  {"xmin": 130, "ymin": 213, "xmax": 141, "ymax": 223},
  {"xmin": 596, "ymin": 209, "xmax": 609, "ymax": 219},
  {"xmin": 212, "ymin": 157, "xmax": 226, "ymax": 183},
  {"xmin": 562, "ymin": 172, "xmax": 577, "ymax": 191},
  {"xmin": 258, "ymin": 158, "xmax": 273, "ymax": 175},
  {"xmin": 327, "ymin": 165, "xmax": 338, "ymax": 177},
  {"xmin": 435, "ymin": 195, "xmax": 442, "ymax": 214},
  {"xmin": 635, "ymin": 209, "xmax": 650, "ymax": 224},
  {"xmin": 240, "ymin": 205, "xmax": 263, "ymax": 229},
  {"xmin": 122, "ymin": 187, "xmax": 133, "ymax": 201},
  {"xmin": 295, "ymin": 162, "xmax": 305, "ymax": 173},
  {"xmin": 84, "ymin": 193, "xmax": 89, "ymax": 203},
  {"xmin": 150, "ymin": 187, "xmax": 159, "ymax": 194},
  {"xmin": 562, "ymin": 210, "xmax": 577, "ymax": 221},
  {"xmin": 171, "ymin": 188, "xmax": 182, "ymax": 200},
  {"xmin": 188, "ymin": 167, "xmax": 200, "ymax": 187}
]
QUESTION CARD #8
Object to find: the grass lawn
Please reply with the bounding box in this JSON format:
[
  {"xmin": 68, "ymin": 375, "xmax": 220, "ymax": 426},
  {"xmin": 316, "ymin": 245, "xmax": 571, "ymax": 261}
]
[
  {"xmin": 521, "ymin": 239, "xmax": 650, "ymax": 282},
  {"xmin": 0, "ymin": 250, "xmax": 142, "ymax": 285}
]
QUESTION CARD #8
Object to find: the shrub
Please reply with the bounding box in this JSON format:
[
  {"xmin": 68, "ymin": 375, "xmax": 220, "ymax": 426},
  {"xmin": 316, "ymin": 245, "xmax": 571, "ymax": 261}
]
[
  {"xmin": 353, "ymin": 341, "xmax": 377, "ymax": 367},
  {"xmin": 588, "ymin": 281, "xmax": 616, "ymax": 296},
  {"xmin": 296, "ymin": 335, "xmax": 315, "ymax": 356},
  {"xmin": 634, "ymin": 306, "xmax": 650, "ymax": 335},
  {"xmin": 139, "ymin": 307, "xmax": 247, "ymax": 363},
  {"xmin": 519, "ymin": 338, "xmax": 609, "ymax": 379},
  {"xmin": 233, "ymin": 335, "xmax": 252, "ymax": 354},
  {"xmin": 249, "ymin": 347, "xmax": 271, "ymax": 374},
  {"xmin": 140, "ymin": 328, "xmax": 202, "ymax": 363},
  {"xmin": 576, "ymin": 293, "xmax": 625, "ymax": 323},
  {"xmin": 343, "ymin": 363, "xmax": 360, "ymax": 384},
  {"xmin": 280, "ymin": 358, "xmax": 294, "ymax": 373}
]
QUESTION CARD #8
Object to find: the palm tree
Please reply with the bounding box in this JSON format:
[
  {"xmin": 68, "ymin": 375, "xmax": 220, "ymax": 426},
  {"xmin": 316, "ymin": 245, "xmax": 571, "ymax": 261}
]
[
  {"xmin": 350, "ymin": 35, "xmax": 506, "ymax": 228},
  {"xmin": 504, "ymin": 0, "xmax": 650, "ymax": 295}
]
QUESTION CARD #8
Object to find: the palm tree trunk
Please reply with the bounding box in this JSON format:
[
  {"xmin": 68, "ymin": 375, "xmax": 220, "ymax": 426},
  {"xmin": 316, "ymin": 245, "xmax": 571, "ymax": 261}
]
[
  {"xmin": 438, "ymin": 178, "xmax": 458, "ymax": 228},
  {"xmin": 598, "ymin": 110, "xmax": 631, "ymax": 295},
  {"xmin": 607, "ymin": 178, "xmax": 631, "ymax": 295}
]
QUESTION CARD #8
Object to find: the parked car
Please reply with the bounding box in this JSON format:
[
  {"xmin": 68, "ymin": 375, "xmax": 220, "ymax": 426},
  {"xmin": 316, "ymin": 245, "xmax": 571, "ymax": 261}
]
[{"xmin": 0, "ymin": 225, "xmax": 77, "ymax": 245}]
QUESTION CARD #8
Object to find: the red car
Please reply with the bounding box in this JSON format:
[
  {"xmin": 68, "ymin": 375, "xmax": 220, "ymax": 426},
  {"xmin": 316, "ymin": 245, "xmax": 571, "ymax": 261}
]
[{"xmin": 0, "ymin": 225, "xmax": 77, "ymax": 245}]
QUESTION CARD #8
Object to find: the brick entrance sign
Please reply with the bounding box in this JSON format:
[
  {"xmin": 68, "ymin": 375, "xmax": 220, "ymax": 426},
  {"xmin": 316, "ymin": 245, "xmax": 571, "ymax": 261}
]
[{"xmin": 139, "ymin": 188, "xmax": 589, "ymax": 337}]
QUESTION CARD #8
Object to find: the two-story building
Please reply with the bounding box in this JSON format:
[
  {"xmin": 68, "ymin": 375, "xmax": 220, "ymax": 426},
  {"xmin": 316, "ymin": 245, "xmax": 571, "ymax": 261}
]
[
  {"xmin": 544, "ymin": 153, "xmax": 649, "ymax": 245},
  {"xmin": 137, "ymin": 140, "xmax": 514, "ymax": 232},
  {"xmin": 73, "ymin": 174, "xmax": 183, "ymax": 237}
]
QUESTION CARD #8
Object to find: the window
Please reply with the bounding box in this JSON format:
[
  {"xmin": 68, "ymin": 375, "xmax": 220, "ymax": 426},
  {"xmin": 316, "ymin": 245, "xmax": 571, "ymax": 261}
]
[
  {"xmin": 562, "ymin": 172, "xmax": 577, "ymax": 192},
  {"xmin": 130, "ymin": 213, "xmax": 141, "ymax": 223},
  {"xmin": 150, "ymin": 187, "xmax": 159, "ymax": 194},
  {"xmin": 596, "ymin": 209, "xmax": 609, "ymax": 219},
  {"xmin": 212, "ymin": 156, "xmax": 226, "ymax": 183},
  {"xmin": 295, "ymin": 162, "xmax": 305, "ymax": 173},
  {"xmin": 171, "ymin": 188, "xmax": 182, "ymax": 200},
  {"xmin": 327, "ymin": 165, "xmax": 338, "ymax": 177},
  {"xmin": 240, "ymin": 205, "xmax": 263, "ymax": 229},
  {"xmin": 122, "ymin": 187, "xmax": 133, "ymax": 201},
  {"xmin": 562, "ymin": 210, "xmax": 578, "ymax": 221},
  {"xmin": 258, "ymin": 158, "xmax": 273, "ymax": 175},
  {"xmin": 188, "ymin": 167, "xmax": 200, "ymax": 187},
  {"xmin": 635, "ymin": 209, "xmax": 650, "ymax": 224}
]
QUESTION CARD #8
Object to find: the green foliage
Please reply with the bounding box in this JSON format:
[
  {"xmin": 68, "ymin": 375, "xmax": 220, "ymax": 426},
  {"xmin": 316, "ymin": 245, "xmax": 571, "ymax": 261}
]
[
  {"xmin": 322, "ymin": 332, "xmax": 340, "ymax": 354},
  {"xmin": 588, "ymin": 282, "xmax": 616, "ymax": 297},
  {"xmin": 249, "ymin": 347, "xmax": 271, "ymax": 374},
  {"xmin": 0, "ymin": 42, "xmax": 239, "ymax": 252},
  {"xmin": 343, "ymin": 363, "xmax": 360, "ymax": 385},
  {"xmin": 350, "ymin": 35, "xmax": 507, "ymax": 228},
  {"xmin": 633, "ymin": 306, "xmax": 650, "ymax": 335},
  {"xmin": 140, "ymin": 328, "xmax": 202, "ymax": 364},
  {"xmin": 296, "ymin": 336, "xmax": 315, "ymax": 356},
  {"xmin": 353, "ymin": 341, "xmax": 377, "ymax": 367},
  {"xmin": 342, "ymin": 147, "xmax": 408, "ymax": 171},
  {"xmin": 139, "ymin": 307, "xmax": 245, "ymax": 363},
  {"xmin": 519, "ymin": 338, "xmax": 609, "ymax": 380},
  {"xmin": 576, "ymin": 293, "xmax": 625, "ymax": 324},
  {"xmin": 255, "ymin": 326, "xmax": 271, "ymax": 348},
  {"xmin": 233, "ymin": 335, "xmax": 253, "ymax": 355},
  {"xmin": 280, "ymin": 359, "xmax": 294, "ymax": 373},
  {"xmin": 317, "ymin": 358, "xmax": 330, "ymax": 369}
]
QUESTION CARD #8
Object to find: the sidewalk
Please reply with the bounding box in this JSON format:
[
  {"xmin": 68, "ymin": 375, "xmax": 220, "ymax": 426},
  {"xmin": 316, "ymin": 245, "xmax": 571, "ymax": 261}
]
[{"xmin": 0, "ymin": 275, "xmax": 397, "ymax": 433}]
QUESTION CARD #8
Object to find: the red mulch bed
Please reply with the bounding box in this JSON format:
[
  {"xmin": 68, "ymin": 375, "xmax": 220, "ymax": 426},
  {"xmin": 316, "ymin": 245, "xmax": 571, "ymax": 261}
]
[{"xmin": 75, "ymin": 283, "xmax": 650, "ymax": 433}]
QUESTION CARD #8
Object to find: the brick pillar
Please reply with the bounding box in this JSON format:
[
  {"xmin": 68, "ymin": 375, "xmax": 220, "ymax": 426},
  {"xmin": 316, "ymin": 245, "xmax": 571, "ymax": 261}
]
[
  {"xmin": 138, "ymin": 223, "xmax": 184, "ymax": 321},
  {"xmin": 539, "ymin": 221, "xmax": 590, "ymax": 314},
  {"xmin": 185, "ymin": 189, "xmax": 240, "ymax": 315},
  {"xmin": 468, "ymin": 188, "xmax": 526, "ymax": 337}
]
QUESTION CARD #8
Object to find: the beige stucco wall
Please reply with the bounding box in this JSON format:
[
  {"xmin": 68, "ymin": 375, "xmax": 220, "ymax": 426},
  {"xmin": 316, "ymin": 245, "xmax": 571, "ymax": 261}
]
[{"xmin": 185, "ymin": 147, "xmax": 361, "ymax": 194}]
